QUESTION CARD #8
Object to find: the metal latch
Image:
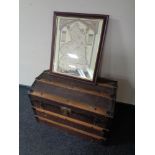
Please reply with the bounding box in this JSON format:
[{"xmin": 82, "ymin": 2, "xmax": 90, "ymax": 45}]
[{"xmin": 60, "ymin": 106, "xmax": 71, "ymax": 116}]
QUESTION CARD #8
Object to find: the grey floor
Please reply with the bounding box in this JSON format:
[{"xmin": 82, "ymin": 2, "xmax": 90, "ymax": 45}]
[{"xmin": 19, "ymin": 85, "xmax": 135, "ymax": 155}]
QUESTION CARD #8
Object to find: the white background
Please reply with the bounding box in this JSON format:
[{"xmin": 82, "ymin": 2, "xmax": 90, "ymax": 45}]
[
  {"xmin": 0, "ymin": 0, "xmax": 155, "ymax": 155},
  {"xmin": 19, "ymin": 0, "xmax": 135, "ymax": 105}
]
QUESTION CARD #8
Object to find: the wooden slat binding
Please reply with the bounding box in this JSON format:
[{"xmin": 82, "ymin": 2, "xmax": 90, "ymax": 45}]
[
  {"xmin": 35, "ymin": 115, "xmax": 106, "ymax": 141},
  {"xmin": 97, "ymin": 83, "xmax": 116, "ymax": 88},
  {"xmin": 31, "ymin": 101, "xmax": 109, "ymax": 127},
  {"xmin": 34, "ymin": 106, "xmax": 109, "ymax": 132},
  {"xmin": 37, "ymin": 79, "xmax": 112, "ymax": 100},
  {"xmin": 45, "ymin": 71, "xmax": 116, "ymax": 88},
  {"xmin": 30, "ymin": 91, "xmax": 111, "ymax": 118}
]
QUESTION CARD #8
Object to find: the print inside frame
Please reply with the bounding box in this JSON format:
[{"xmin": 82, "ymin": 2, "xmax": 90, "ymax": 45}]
[{"xmin": 50, "ymin": 12, "xmax": 109, "ymax": 83}]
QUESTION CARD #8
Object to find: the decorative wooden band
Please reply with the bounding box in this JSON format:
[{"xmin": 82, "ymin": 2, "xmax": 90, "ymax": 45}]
[
  {"xmin": 30, "ymin": 91, "xmax": 111, "ymax": 118},
  {"xmin": 45, "ymin": 71, "xmax": 117, "ymax": 88},
  {"xmin": 37, "ymin": 79, "xmax": 112, "ymax": 100},
  {"xmin": 34, "ymin": 106, "xmax": 109, "ymax": 132},
  {"xmin": 35, "ymin": 115, "xmax": 106, "ymax": 141}
]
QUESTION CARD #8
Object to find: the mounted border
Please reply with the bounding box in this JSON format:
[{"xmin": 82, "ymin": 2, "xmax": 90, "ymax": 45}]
[{"xmin": 50, "ymin": 11, "xmax": 109, "ymax": 84}]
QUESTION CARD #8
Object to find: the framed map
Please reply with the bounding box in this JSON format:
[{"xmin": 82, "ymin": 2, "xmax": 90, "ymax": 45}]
[{"xmin": 50, "ymin": 12, "xmax": 109, "ymax": 83}]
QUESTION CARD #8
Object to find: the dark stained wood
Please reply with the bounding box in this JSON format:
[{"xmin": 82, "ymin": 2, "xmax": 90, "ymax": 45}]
[
  {"xmin": 32, "ymin": 79, "xmax": 113, "ymax": 111},
  {"xmin": 34, "ymin": 107, "xmax": 109, "ymax": 136},
  {"xmin": 30, "ymin": 91, "xmax": 109, "ymax": 118},
  {"xmin": 34, "ymin": 107, "xmax": 105, "ymax": 131},
  {"xmin": 37, "ymin": 70, "xmax": 116, "ymax": 96},
  {"xmin": 37, "ymin": 79, "xmax": 112, "ymax": 99},
  {"xmin": 29, "ymin": 70, "xmax": 117, "ymax": 141},
  {"xmin": 36, "ymin": 115, "xmax": 106, "ymax": 141},
  {"xmin": 31, "ymin": 101, "xmax": 109, "ymax": 128}
]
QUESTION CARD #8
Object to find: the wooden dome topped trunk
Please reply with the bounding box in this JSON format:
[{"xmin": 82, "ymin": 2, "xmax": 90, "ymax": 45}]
[{"xmin": 29, "ymin": 70, "xmax": 117, "ymax": 141}]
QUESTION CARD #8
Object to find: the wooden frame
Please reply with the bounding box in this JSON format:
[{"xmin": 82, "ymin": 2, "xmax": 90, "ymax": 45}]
[{"xmin": 50, "ymin": 11, "xmax": 109, "ymax": 83}]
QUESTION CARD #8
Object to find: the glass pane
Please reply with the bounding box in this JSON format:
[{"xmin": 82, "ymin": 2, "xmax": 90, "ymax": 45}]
[{"xmin": 53, "ymin": 16, "xmax": 104, "ymax": 81}]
